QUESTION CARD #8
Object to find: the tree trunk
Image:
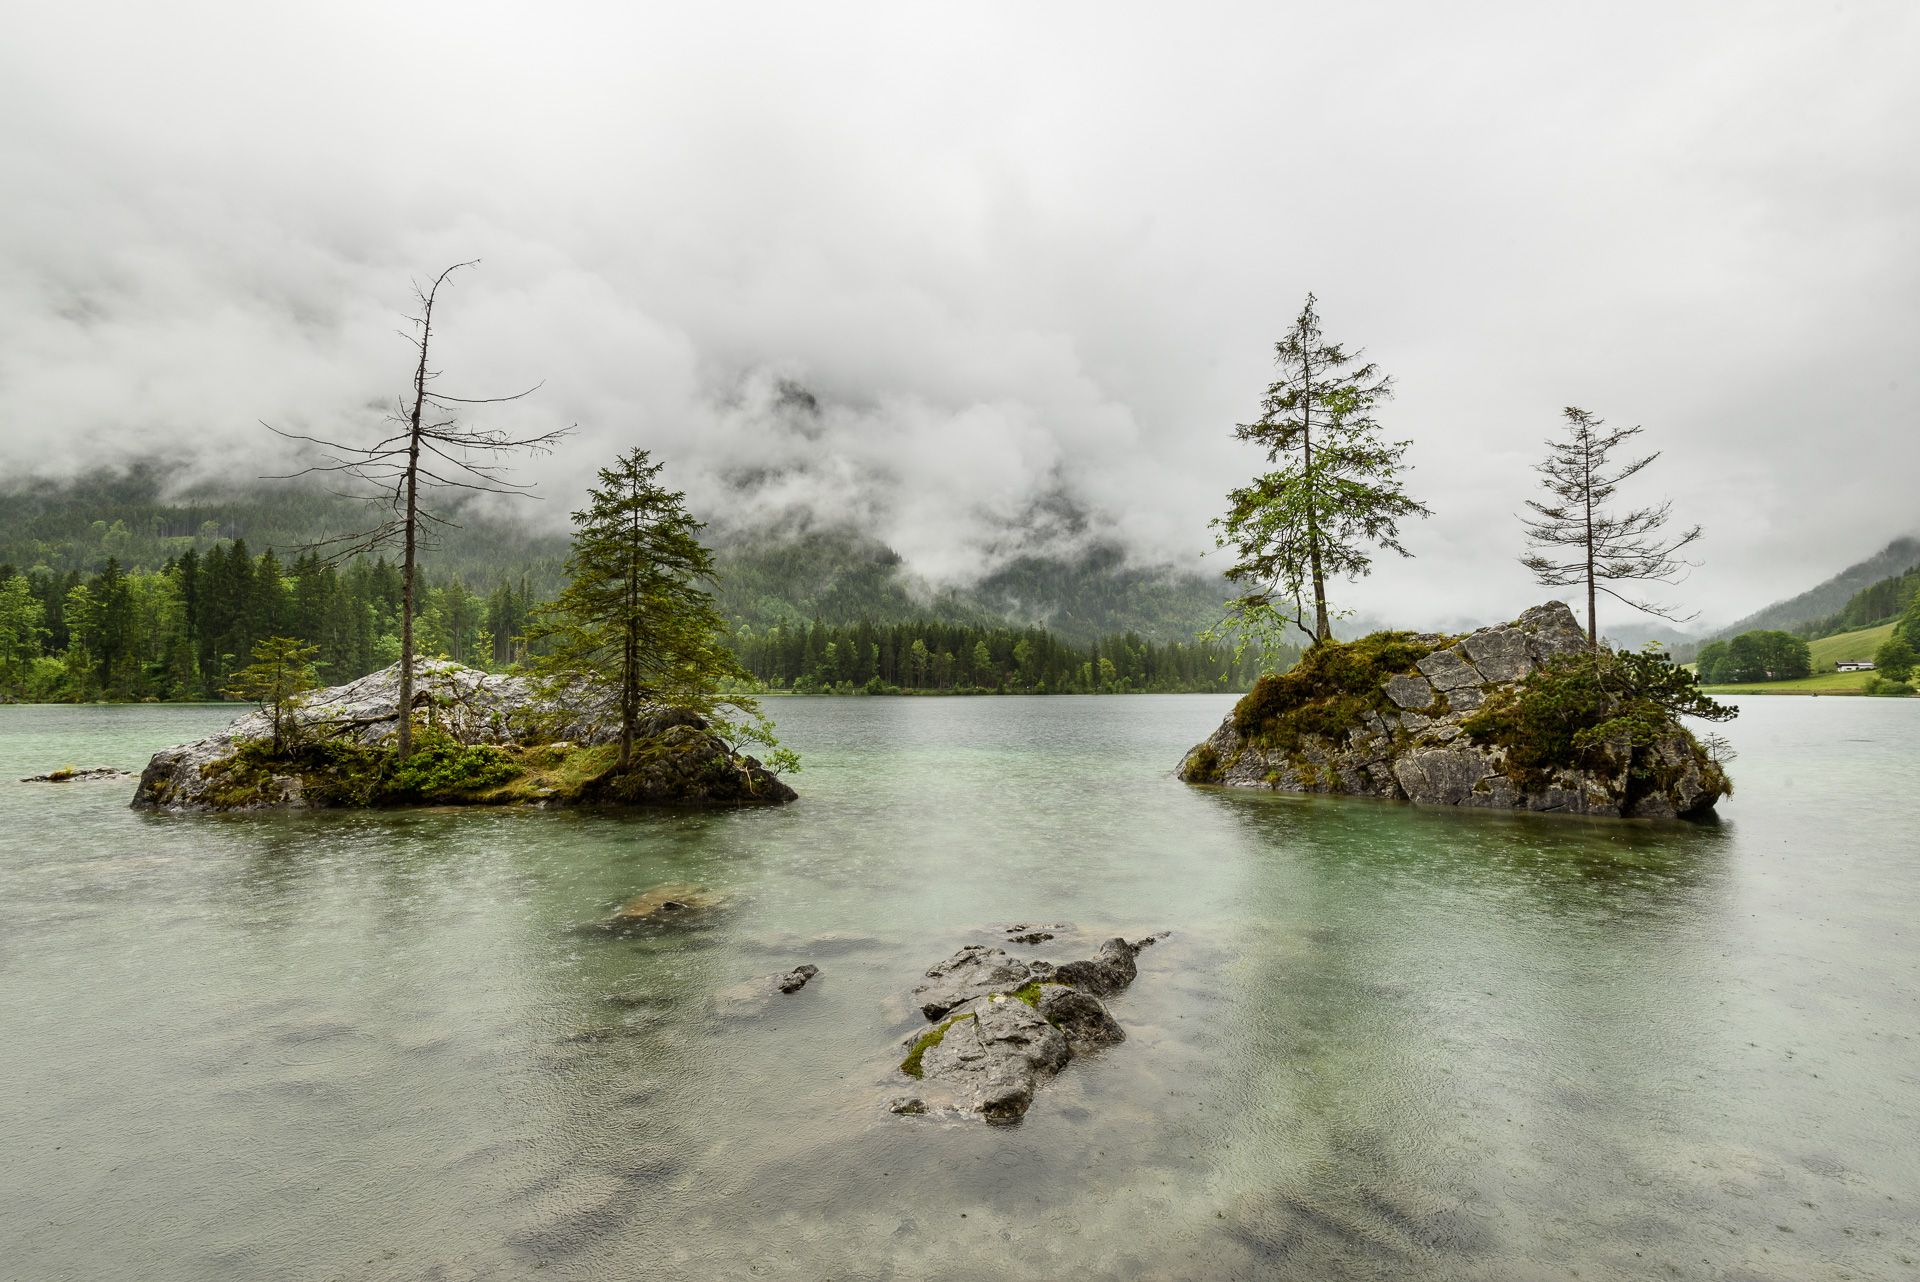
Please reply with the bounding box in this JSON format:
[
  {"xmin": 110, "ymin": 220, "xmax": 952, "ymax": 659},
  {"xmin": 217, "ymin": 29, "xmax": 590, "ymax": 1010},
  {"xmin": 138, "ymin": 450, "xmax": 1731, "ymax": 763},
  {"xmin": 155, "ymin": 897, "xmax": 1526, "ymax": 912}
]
[
  {"xmin": 619, "ymin": 608, "xmax": 637, "ymax": 774},
  {"xmin": 1583, "ymin": 447, "xmax": 1598, "ymax": 649},
  {"xmin": 398, "ymin": 453, "xmax": 418, "ymax": 758},
  {"xmin": 1301, "ymin": 357, "xmax": 1330, "ymax": 644},
  {"xmin": 396, "ymin": 296, "xmax": 434, "ymax": 760}
]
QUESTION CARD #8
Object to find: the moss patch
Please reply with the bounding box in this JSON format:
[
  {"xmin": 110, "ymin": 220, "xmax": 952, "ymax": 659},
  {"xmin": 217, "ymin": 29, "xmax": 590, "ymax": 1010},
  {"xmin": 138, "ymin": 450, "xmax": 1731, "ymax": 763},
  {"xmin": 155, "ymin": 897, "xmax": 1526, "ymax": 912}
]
[
  {"xmin": 1183, "ymin": 742, "xmax": 1223, "ymax": 783},
  {"xmin": 900, "ymin": 1013, "xmax": 972, "ymax": 1078},
  {"xmin": 1229, "ymin": 631, "xmax": 1444, "ymax": 752}
]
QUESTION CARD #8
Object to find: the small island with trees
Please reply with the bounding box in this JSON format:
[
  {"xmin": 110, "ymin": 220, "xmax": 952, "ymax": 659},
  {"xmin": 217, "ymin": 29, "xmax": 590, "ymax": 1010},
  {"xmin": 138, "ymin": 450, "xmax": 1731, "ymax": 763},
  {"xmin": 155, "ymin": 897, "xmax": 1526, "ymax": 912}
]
[
  {"xmin": 130, "ymin": 268, "xmax": 796, "ymax": 813},
  {"xmin": 1180, "ymin": 297, "xmax": 1736, "ymax": 819}
]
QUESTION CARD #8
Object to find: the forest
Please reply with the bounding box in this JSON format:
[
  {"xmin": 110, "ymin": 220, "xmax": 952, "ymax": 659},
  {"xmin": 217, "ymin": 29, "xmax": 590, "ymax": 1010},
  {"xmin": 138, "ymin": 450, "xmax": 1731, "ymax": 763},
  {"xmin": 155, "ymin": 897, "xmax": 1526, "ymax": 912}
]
[
  {"xmin": 0, "ymin": 470, "xmax": 1270, "ymax": 702},
  {"xmin": 0, "ymin": 541, "xmax": 1269, "ymax": 702},
  {"xmin": 730, "ymin": 616, "xmax": 1268, "ymax": 694},
  {"xmin": 1793, "ymin": 558, "xmax": 1920, "ymax": 639}
]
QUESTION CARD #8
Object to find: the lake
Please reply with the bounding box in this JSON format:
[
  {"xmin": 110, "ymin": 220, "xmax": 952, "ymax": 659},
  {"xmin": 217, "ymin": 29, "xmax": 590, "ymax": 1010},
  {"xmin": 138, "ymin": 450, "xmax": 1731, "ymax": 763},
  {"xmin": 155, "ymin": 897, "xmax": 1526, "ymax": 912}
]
[{"xmin": 2, "ymin": 694, "xmax": 1915, "ymax": 1280}]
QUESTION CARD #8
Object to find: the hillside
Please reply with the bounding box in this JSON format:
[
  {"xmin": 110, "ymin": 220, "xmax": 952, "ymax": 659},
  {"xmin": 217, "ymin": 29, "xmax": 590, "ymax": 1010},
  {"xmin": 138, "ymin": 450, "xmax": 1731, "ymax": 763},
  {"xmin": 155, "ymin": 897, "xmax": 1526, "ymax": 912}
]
[
  {"xmin": 1809, "ymin": 623, "xmax": 1896, "ymax": 670},
  {"xmin": 1716, "ymin": 536, "xmax": 1920, "ymax": 637},
  {"xmin": 0, "ymin": 465, "xmax": 571, "ymax": 596},
  {"xmin": 712, "ymin": 528, "xmax": 1226, "ymax": 646},
  {"xmin": 1, "ymin": 469, "xmax": 1229, "ymax": 647}
]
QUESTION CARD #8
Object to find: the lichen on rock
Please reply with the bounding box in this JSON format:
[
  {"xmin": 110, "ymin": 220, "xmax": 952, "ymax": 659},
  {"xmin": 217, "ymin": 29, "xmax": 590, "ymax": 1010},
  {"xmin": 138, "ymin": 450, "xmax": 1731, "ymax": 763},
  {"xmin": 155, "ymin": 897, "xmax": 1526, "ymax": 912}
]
[
  {"xmin": 130, "ymin": 658, "xmax": 796, "ymax": 813},
  {"xmin": 1177, "ymin": 601, "xmax": 1731, "ymax": 820}
]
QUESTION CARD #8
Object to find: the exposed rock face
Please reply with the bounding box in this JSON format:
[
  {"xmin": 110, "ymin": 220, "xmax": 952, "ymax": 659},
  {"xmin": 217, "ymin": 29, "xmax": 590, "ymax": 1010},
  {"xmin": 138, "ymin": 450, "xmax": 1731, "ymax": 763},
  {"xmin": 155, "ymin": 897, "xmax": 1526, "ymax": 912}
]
[
  {"xmin": 1178, "ymin": 602, "xmax": 1728, "ymax": 820},
  {"xmin": 130, "ymin": 659, "xmax": 796, "ymax": 812},
  {"xmin": 910, "ymin": 945, "xmax": 1038, "ymax": 1020},
  {"xmin": 1028, "ymin": 936, "xmax": 1138, "ymax": 996},
  {"xmin": 913, "ymin": 993, "xmax": 1070, "ymax": 1123},
  {"xmin": 1034, "ymin": 984, "xmax": 1126, "ymax": 1055},
  {"xmin": 894, "ymin": 930, "xmax": 1159, "ymax": 1124}
]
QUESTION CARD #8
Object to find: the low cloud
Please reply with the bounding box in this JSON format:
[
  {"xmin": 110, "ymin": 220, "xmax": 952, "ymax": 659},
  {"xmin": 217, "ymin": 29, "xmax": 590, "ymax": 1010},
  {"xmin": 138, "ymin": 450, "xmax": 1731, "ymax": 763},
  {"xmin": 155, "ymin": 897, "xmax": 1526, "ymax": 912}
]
[{"xmin": 2, "ymin": 1, "xmax": 1916, "ymax": 630}]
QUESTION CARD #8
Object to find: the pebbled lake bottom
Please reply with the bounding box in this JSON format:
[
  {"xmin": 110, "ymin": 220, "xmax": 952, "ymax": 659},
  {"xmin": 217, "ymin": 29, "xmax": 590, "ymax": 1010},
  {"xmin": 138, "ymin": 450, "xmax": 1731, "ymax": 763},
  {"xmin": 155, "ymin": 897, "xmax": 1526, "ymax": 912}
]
[{"xmin": 2, "ymin": 694, "xmax": 1916, "ymax": 1280}]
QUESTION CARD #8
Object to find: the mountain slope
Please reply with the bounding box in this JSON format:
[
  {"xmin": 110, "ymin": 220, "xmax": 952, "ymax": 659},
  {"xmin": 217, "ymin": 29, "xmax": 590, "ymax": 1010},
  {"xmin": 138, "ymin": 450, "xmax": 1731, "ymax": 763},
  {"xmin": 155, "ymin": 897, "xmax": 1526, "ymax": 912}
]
[
  {"xmin": 1715, "ymin": 536, "xmax": 1920, "ymax": 637},
  {"xmin": 2, "ymin": 470, "xmax": 1229, "ymax": 647}
]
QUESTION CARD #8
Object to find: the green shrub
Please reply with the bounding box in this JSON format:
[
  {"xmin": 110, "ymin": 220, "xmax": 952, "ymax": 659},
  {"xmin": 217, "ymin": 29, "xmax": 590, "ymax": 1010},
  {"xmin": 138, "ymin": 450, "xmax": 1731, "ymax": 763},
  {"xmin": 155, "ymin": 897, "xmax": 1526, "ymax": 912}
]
[
  {"xmin": 384, "ymin": 729, "xmax": 522, "ymax": 800},
  {"xmin": 1463, "ymin": 649, "xmax": 1734, "ymax": 800},
  {"xmin": 1873, "ymin": 637, "xmax": 1916, "ymax": 683}
]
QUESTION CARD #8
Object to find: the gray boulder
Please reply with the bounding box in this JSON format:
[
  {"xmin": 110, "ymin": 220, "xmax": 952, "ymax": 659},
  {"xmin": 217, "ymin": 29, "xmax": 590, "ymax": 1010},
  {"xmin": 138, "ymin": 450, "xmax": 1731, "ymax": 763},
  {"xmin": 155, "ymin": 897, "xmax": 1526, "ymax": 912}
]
[
  {"xmin": 1383, "ymin": 674, "xmax": 1435, "ymax": 709},
  {"xmin": 1029, "ymin": 937, "xmax": 1137, "ymax": 996},
  {"xmin": 1035, "ymin": 984, "xmax": 1126, "ymax": 1055},
  {"xmin": 905, "ymin": 993, "xmax": 1070, "ymax": 1124},
  {"xmin": 910, "ymin": 945, "xmax": 1034, "ymax": 1020},
  {"xmin": 895, "ymin": 932, "xmax": 1154, "ymax": 1123}
]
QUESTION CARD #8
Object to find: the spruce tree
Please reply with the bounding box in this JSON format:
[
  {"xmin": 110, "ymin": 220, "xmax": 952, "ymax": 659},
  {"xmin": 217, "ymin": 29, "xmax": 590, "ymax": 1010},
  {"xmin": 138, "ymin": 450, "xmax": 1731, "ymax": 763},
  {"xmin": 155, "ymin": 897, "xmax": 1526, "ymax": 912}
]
[
  {"xmin": 526, "ymin": 449, "xmax": 753, "ymax": 772},
  {"xmin": 1214, "ymin": 294, "xmax": 1431, "ymax": 649}
]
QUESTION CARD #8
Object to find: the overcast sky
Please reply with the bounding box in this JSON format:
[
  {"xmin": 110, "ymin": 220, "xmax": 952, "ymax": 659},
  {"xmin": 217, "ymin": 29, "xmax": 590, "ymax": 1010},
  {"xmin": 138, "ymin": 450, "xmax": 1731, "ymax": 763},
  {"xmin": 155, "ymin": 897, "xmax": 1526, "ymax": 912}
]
[{"xmin": 2, "ymin": 1, "xmax": 1915, "ymax": 631}]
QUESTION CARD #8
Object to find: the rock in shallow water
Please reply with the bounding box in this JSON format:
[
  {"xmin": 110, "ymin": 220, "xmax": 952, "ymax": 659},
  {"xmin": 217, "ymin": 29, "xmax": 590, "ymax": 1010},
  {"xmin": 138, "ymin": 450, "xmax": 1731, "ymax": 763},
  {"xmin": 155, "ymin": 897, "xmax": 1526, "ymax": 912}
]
[
  {"xmin": 895, "ymin": 931, "xmax": 1160, "ymax": 1123},
  {"xmin": 915, "ymin": 993, "xmax": 1070, "ymax": 1124},
  {"xmin": 710, "ymin": 963, "xmax": 821, "ymax": 1016},
  {"xmin": 775, "ymin": 964, "xmax": 820, "ymax": 994},
  {"xmin": 607, "ymin": 884, "xmax": 721, "ymax": 924},
  {"xmin": 20, "ymin": 767, "xmax": 132, "ymax": 783},
  {"xmin": 1034, "ymin": 984, "xmax": 1126, "ymax": 1055}
]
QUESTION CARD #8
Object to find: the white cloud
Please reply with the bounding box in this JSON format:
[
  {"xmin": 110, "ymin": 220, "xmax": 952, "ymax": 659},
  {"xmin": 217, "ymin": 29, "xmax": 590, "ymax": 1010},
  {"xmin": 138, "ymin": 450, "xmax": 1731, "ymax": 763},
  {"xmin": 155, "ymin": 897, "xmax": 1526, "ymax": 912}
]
[{"xmin": 1, "ymin": 0, "xmax": 1915, "ymax": 629}]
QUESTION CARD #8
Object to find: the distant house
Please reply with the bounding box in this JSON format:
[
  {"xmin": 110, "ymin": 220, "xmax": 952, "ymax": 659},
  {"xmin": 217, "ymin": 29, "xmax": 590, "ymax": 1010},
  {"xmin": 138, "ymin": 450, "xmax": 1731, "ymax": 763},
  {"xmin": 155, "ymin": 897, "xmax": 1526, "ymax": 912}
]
[{"xmin": 1835, "ymin": 660, "xmax": 1875, "ymax": 672}]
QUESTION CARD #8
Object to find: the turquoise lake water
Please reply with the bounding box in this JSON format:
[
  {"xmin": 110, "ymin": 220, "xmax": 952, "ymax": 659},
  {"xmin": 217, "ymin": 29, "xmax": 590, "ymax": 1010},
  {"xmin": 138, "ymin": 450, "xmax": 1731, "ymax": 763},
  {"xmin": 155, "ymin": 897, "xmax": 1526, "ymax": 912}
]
[{"xmin": 1, "ymin": 695, "xmax": 1915, "ymax": 1280}]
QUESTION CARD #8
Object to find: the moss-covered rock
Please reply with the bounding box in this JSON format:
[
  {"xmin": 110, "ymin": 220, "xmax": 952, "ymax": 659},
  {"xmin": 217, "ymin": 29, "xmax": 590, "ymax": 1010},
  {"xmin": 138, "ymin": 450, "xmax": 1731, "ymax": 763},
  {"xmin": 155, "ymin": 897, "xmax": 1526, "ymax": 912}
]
[
  {"xmin": 1176, "ymin": 602, "xmax": 1731, "ymax": 819},
  {"xmin": 130, "ymin": 659, "xmax": 795, "ymax": 812}
]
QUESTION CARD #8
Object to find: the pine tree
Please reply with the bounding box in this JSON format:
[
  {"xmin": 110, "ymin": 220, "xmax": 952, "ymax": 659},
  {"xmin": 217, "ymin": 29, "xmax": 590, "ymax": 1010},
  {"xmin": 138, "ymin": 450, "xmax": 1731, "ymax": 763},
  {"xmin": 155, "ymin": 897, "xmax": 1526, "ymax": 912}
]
[
  {"xmin": 1214, "ymin": 294, "xmax": 1431, "ymax": 648},
  {"xmin": 525, "ymin": 449, "xmax": 753, "ymax": 772},
  {"xmin": 225, "ymin": 637, "xmax": 320, "ymax": 756},
  {"xmin": 1520, "ymin": 407, "xmax": 1702, "ymax": 647}
]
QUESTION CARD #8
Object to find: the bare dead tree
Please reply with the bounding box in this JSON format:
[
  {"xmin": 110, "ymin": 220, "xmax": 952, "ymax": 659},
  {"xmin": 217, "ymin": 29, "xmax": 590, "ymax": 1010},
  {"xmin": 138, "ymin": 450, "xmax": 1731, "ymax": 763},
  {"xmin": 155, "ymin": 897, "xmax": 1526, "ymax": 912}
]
[
  {"xmin": 268, "ymin": 261, "xmax": 570, "ymax": 757},
  {"xmin": 1519, "ymin": 406, "xmax": 1701, "ymax": 648}
]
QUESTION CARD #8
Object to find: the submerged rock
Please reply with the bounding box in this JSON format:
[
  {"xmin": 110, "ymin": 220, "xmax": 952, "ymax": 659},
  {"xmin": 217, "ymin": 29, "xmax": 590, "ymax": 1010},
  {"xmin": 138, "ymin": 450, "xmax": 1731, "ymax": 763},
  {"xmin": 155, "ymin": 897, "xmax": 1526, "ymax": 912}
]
[
  {"xmin": 1177, "ymin": 601, "xmax": 1730, "ymax": 820},
  {"xmin": 129, "ymin": 659, "xmax": 795, "ymax": 813},
  {"xmin": 895, "ymin": 931, "xmax": 1160, "ymax": 1123},
  {"xmin": 20, "ymin": 767, "xmax": 133, "ymax": 783},
  {"xmin": 711, "ymin": 963, "xmax": 821, "ymax": 1015},
  {"xmin": 607, "ymin": 884, "xmax": 722, "ymax": 924}
]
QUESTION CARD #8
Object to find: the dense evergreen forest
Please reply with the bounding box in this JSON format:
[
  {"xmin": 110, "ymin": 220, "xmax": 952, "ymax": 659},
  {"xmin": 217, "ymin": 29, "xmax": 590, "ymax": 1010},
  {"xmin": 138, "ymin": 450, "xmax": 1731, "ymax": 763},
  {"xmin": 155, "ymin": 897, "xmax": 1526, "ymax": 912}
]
[
  {"xmin": 0, "ymin": 472, "xmax": 1269, "ymax": 701},
  {"xmin": 731, "ymin": 617, "xmax": 1267, "ymax": 694}
]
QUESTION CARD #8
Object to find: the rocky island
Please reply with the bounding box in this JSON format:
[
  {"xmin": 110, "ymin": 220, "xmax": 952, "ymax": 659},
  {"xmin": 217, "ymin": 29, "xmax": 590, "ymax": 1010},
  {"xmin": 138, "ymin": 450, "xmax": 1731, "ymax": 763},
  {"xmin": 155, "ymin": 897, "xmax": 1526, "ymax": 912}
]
[
  {"xmin": 1178, "ymin": 601, "xmax": 1731, "ymax": 819},
  {"xmin": 131, "ymin": 659, "xmax": 795, "ymax": 812}
]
